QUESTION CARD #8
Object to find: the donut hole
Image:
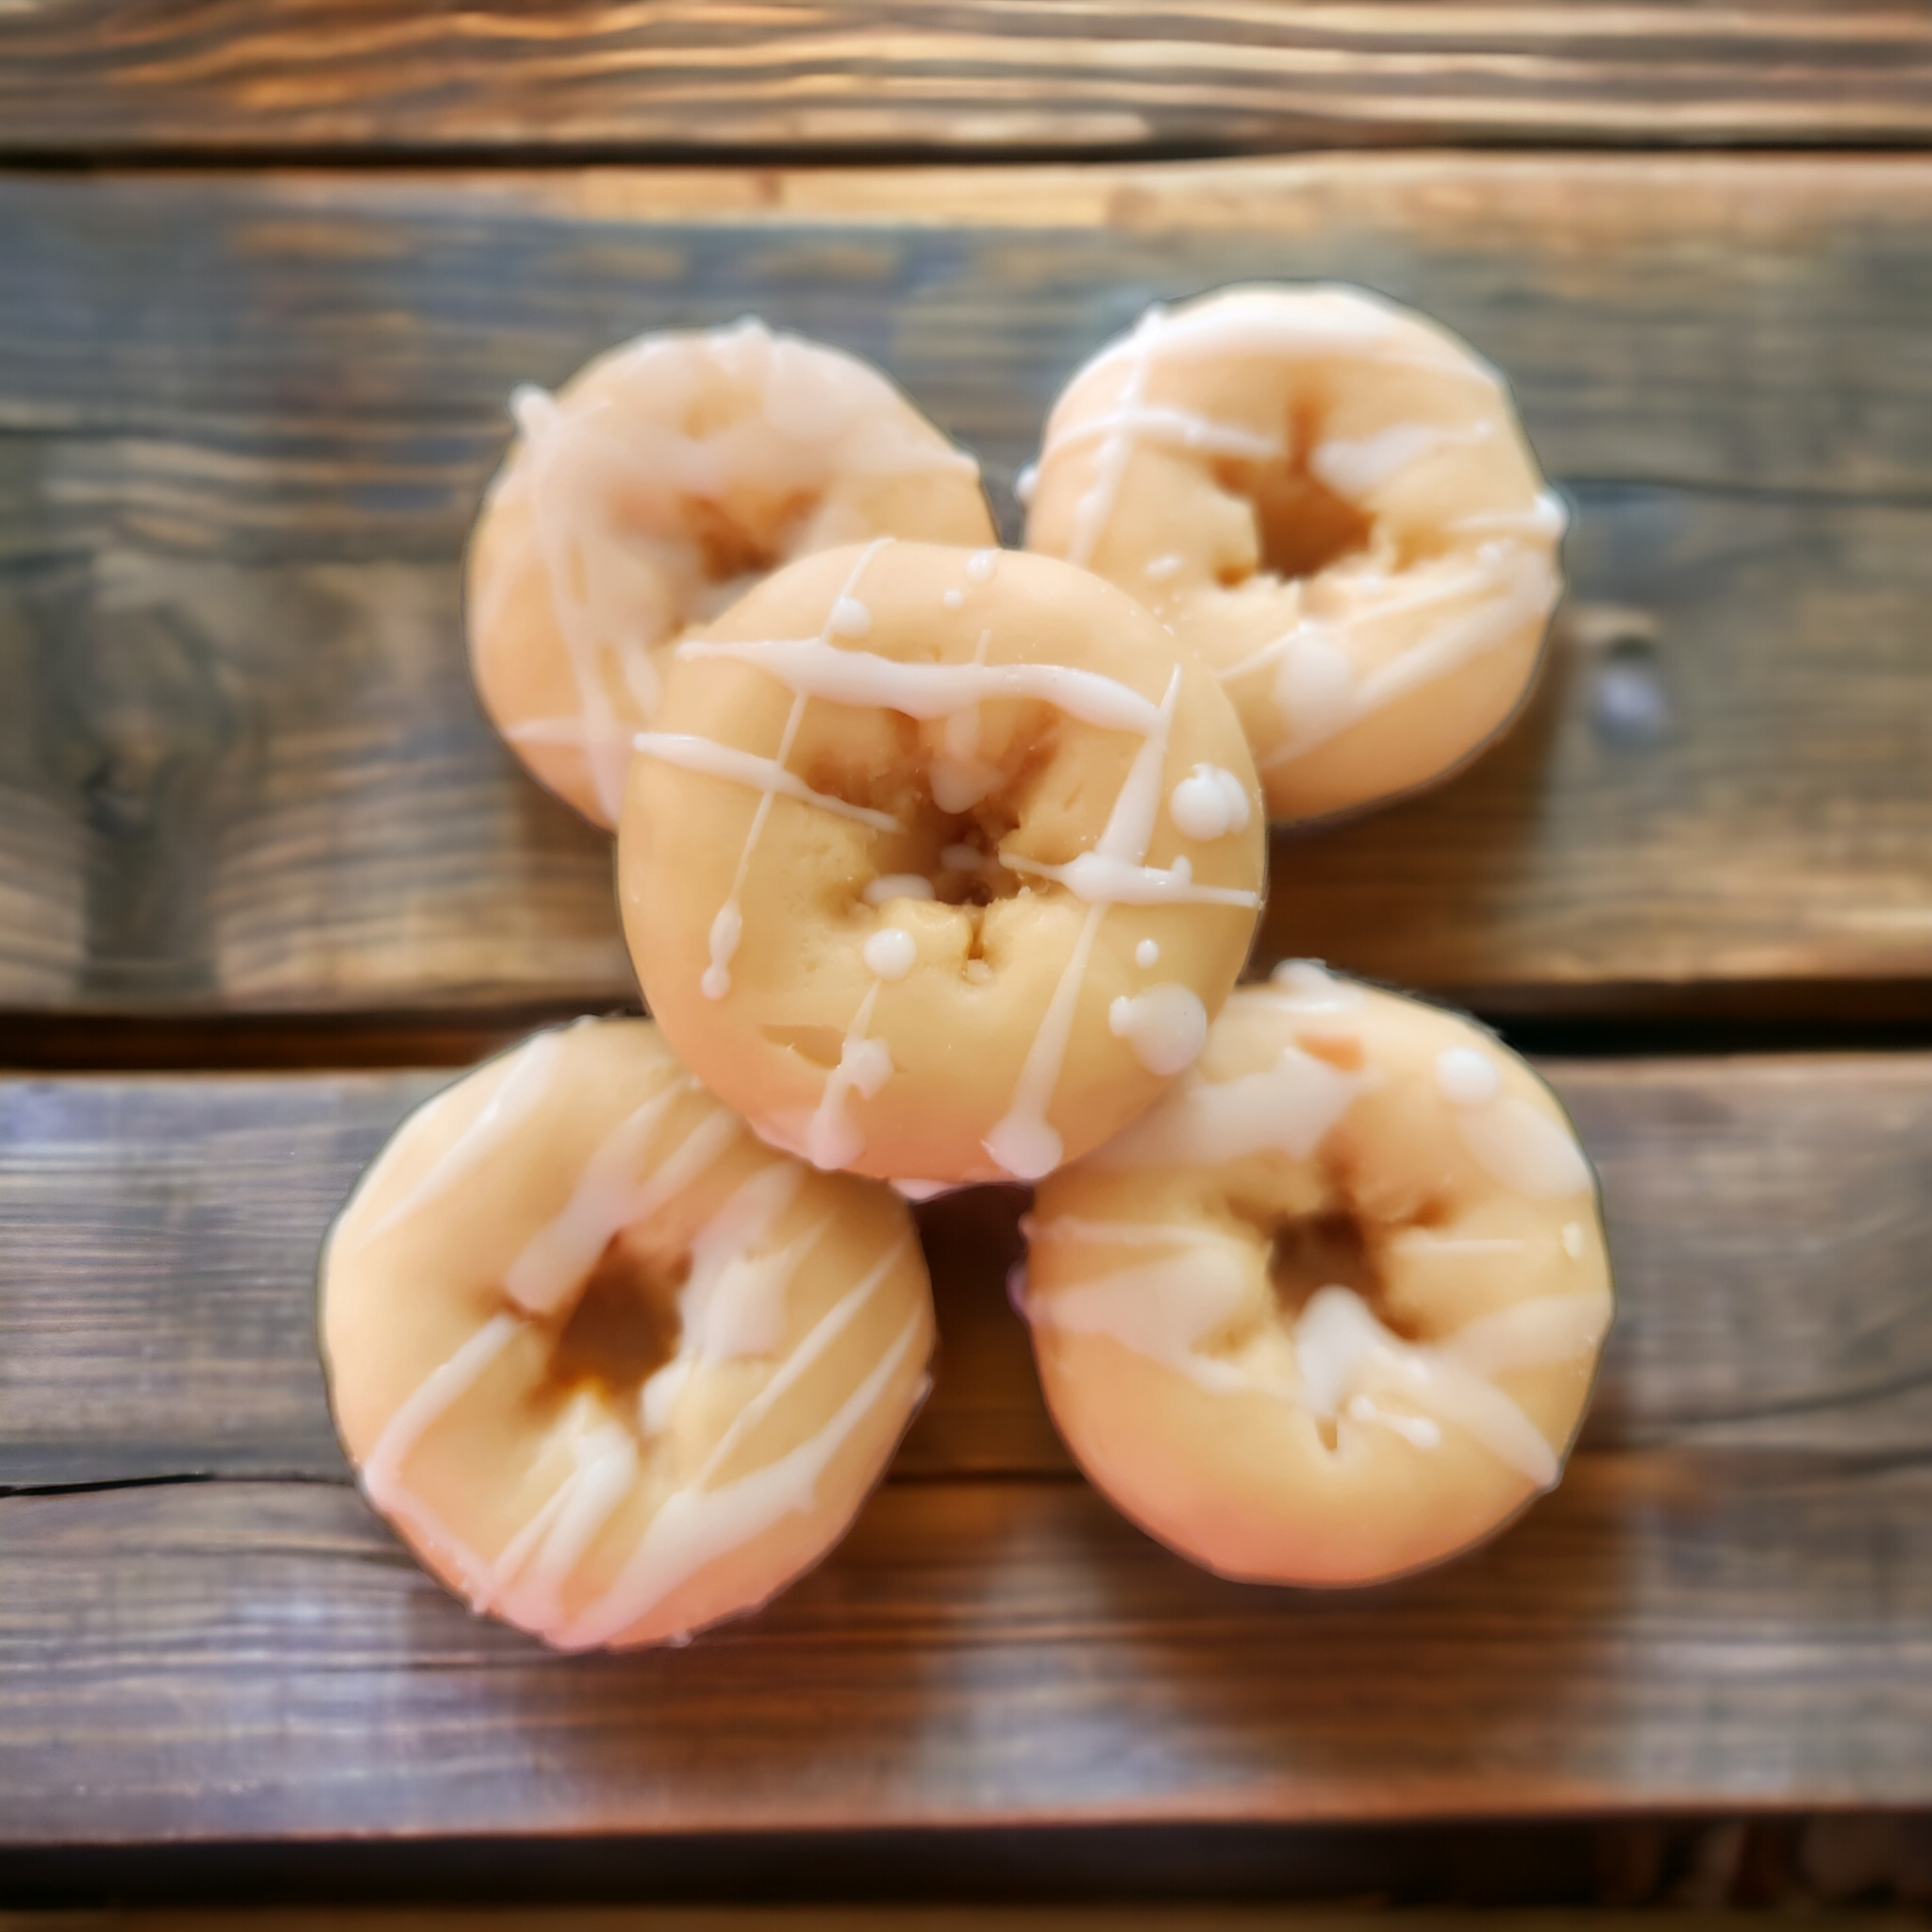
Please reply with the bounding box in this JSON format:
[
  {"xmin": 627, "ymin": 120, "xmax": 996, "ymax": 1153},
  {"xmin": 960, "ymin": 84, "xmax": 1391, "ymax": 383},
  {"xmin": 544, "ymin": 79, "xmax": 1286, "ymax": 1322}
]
[
  {"xmin": 1212, "ymin": 408, "xmax": 1374, "ymax": 587},
  {"xmin": 544, "ymin": 1227, "xmax": 688, "ymax": 1407},
  {"xmin": 678, "ymin": 488, "xmax": 819, "ymax": 589}
]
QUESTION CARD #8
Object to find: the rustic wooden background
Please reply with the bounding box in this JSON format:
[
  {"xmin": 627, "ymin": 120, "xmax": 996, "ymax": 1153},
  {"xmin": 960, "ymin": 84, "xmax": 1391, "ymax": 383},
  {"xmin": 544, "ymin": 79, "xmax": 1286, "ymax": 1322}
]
[{"xmin": 2, "ymin": 2, "xmax": 1930, "ymax": 1913}]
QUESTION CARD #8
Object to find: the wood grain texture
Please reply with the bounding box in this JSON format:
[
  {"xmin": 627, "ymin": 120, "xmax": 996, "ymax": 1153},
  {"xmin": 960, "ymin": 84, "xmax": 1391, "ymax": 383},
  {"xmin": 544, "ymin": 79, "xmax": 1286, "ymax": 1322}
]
[
  {"xmin": 8, "ymin": 1453, "xmax": 1932, "ymax": 1842},
  {"xmin": 1, "ymin": 3, "xmax": 1929, "ymax": 158},
  {"xmin": 2, "ymin": 158, "xmax": 1930, "ymax": 1019},
  {"xmin": 6, "ymin": 1056, "xmax": 1932, "ymax": 1488},
  {"xmin": 3, "ymin": 1056, "xmax": 1930, "ymax": 1846}
]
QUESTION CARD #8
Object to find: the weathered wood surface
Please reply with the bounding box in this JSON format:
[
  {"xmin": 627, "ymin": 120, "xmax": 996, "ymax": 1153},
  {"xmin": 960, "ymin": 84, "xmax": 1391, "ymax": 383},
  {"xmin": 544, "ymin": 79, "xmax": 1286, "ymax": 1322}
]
[
  {"xmin": 3, "ymin": 1054, "xmax": 1930, "ymax": 1840},
  {"xmin": 8, "ymin": 1454, "xmax": 1932, "ymax": 1841},
  {"xmin": 6, "ymin": 1056, "xmax": 1931, "ymax": 1488},
  {"xmin": 2, "ymin": 159, "xmax": 1930, "ymax": 1020},
  {"xmin": 2, "ymin": 4, "xmax": 1929, "ymax": 158}
]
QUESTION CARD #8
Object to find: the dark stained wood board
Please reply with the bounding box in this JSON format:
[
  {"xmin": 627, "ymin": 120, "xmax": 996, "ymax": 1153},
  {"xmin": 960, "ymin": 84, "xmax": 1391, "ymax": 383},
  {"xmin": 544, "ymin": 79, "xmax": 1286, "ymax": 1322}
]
[
  {"xmin": 3, "ymin": 1054, "xmax": 1930, "ymax": 1840},
  {"xmin": 3, "ymin": 159, "xmax": 1931, "ymax": 1021},
  {"xmin": 2, "ymin": 3, "xmax": 1929, "ymax": 158},
  {"xmin": 6, "ymin": 1055, "xmax": 1932, "ymax": 1490},
  {"xmin": 8, "ymin": 1453, "xmax": 1932, "ymax": 1841}
]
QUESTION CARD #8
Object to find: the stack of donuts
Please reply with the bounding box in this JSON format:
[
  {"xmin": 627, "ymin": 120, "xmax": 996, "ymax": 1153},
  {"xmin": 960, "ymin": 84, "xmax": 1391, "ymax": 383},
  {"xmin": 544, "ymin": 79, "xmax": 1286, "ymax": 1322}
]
[{"xmin": 321, "ymin": 291, "xmax": 1613, "ymax": 1650}]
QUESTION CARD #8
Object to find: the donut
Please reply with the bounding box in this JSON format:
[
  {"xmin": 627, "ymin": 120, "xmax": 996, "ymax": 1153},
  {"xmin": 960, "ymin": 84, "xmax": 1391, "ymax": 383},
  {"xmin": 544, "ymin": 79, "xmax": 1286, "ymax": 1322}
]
[
  {"xmin": 468, "ymin": 319, "xmax": 997, "ymax": 825},
  {"xmin": 1023, "ymin": 286, "xmax": 1566, "ymax": 824},
  {"xmin": 319, "ymin": 1016, "xmax": 934, "ymax": 1649},
  {"xmin": 1019, "ymin": 964, "xmax": 1611, "ymax": 1585},
  {"xmin": 619, "ymin": 538, "xmax": 1267, "ymax": 1188}
]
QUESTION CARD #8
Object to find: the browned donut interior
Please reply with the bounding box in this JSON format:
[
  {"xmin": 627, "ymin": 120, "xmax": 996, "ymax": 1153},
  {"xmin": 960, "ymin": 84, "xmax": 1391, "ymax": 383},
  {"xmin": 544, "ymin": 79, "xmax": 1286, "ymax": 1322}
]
[
  {"xmin": 544, "ymin": 1227, "xmax": 689, "ymax": 1405},
  {"xmin": 1210, "ymin": 404, "xmax": 1373, "ymax": 587}
]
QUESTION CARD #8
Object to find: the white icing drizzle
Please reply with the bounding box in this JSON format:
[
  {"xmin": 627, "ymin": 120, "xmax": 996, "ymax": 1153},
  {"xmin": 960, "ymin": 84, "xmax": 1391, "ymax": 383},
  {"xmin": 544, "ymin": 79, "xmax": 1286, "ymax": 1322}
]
[
  {"xmin": 504, "ymin": 384, "xmax": 644, "ymax": 822},
  {"xmin": 1436, "ymin": 1044, "xmax": 1503, "ymax": 1107},
  {"xmin": 863, "ymin": 873, "xmax": 936, "ymax": 907},
  {"xmin": 1432, "ymin": 1047, "xmax": 1593, "ymax": 1200},
  {"xmin": 982, "ymin": 668, "xmax": 1182, "ymax": 1178},
  {"xmin": 669, "ymin": 546, "xmax": 1254, "ymax": 1182},
  {"xmin": 486, "ymin": 1414, "xmax": 639, "ymax": 1630},
  {"xmin": 941, "ymin": 588, "xmax": 965, "ymax": 610},
  {"xmin": 1012, "ymin": 461, "xmax": 1039, "ymax": 506},
  {"xmin": 497, "ymin": 324, "xmax": 983, "ymax": 825},
  {"xmin": 1136, "ymin": 938, "xmax": 1159, "ymax": 969},
  {"xmin": 700, "ymin": 538, "xmax": 891, "ymax": 999},
  {"xmin": 357, "ymin": 1032, "xmax": 564, "ymax": 1245},
  {"xmin": 680, "ymin": 633, "xmax": 1166, "ymax": 737},
  {"xmin": 1144, "ymin": 553, "xmax": 1183, "ymax": 582},
  {"xmin": 1063, "ymin": 304, "xmax": 1165, "ymax": 568},
  {"xmin": 1345, "ymin": 1394, "xmax": 1442, "ymax": 1451},
  {"xmin": 634, "ymin": 731, "xmax": 902, "ymax": 834},
  {"xmin": 506, "ymin": 1084, "xmax": 741, "ymax": 1319},
  {"xmin": 1562, "ymin": 1220, "xmax": 1587, "ymax": 1259},
  {"xmin": 1091, "ymin": 1041, "xmax": 1374, "ymax": 1170},
  {"xmin": 862, "ymin": 926, "xmax": 918, "ymax": 982},
  {"xmin": 965, "ymin": 547, "xmax": 998, "ymax": 583},
  {"xmin": 804, "ymin": 981, "xmax": 894, "ymax": 1171},
  {"xmin": 1267, "ymin": 958, "xmax": 1365, "ymax": 1010},
  {"xmin": 1038, "ymin": 291, "xmax": 1559, "ymax": 769},
  {"xmin": 556, "ymin": 1236, "xmax": 917, "ymax": 1649},
  {"xmin": 1108, "ymin": 982, "xmax": 1208, "ymax": 1075},
  {"xmin": 1309, "ymin": 419, "xmax": 1494, "ymax": 498},
  {"xmin": 1254, "ymin": 545, "xmax": 1558, "ymax": 769},
  {"xmin": 1167, "ymin": 762, "xmax": 1252, "ymax": 841},
  {"xmin": 931, "ymin": 626, "xmax": 1000, "ymax": 813},
  {"xmin": 1002, "ymin": 848, "xmax": 1258, "ymax": 909},
  {"xmin": 359, "ymin": 1053, "xmax": 926, "ymax": 1648},
  {"xmin": 360, "ymin": 1310, "xmax": 520, "ymax": 1601},
  {"xmin": 891, "ymin": 1177, "xmax": 959, "ymax": 1203},
  {"xmin": 1455, "ymin": 1095, "xmax": 1595, "ymax": 1200},
  {"xmin": 1046, "ymin": 398, "xmax": 1279, "ymax": 471}
]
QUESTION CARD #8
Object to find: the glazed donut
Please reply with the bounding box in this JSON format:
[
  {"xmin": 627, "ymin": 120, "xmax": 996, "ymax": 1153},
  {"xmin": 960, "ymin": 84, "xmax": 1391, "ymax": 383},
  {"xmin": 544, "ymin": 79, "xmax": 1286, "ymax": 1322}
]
[
  {"xmin": 468, "ymin": 319, "xmax": 996, "ymax": 825},
  {"xmin": 1024, "ymin": 286, "xmax": 1566, "ymax": 824},
  {"xmin": 1020, "ymin": 964, "xmax": 1611, "ymax": 1585},
  {"xmin": 320, "ymin": 1016, "xmax": 934, "ymax": 1649},
  {"xmin": 619, "ymin": 538, "xmax": 1266, "ymax": 1188}
]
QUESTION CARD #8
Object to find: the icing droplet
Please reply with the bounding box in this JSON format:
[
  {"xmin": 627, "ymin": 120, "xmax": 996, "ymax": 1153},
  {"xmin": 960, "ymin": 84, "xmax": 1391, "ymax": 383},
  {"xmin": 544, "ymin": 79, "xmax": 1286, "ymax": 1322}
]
[
  {"xmin": 1436, "ymin": 1046, "xmax": 1502, "ymax": 1107},
  {"xmin": 862, "ymin": 927, "xmax": 917, "ymax": 982},
  {"xmin": 983, "ymin": 1111, "xmax": 1063, "ymax": 1182},
  {"xmin": 942, "ymin": 588, "xmax": 965, "ymax": 610},
  {"xmin": 863, "ymin": 873, "xmax": 936, "ymax": 907},
  {"xmin": 1108, "ymin": 983, "xmax": 1208, "ymax": 1076},
  {"xmin": 829, "ymin": 595, "xmax": 872, "ymax": 639},
  {"xmin": 1168, "ymin": 762, "xmax": 1253, "ymax": 841},
  {"xmin": 965, "ymin": 549, "xmax": 998, "ymax": 584},
  {"xmin": 1268, "ymin": 958, "xmax": 1363, "ymax": 1010},
  {"xmin": 1144, "ymin": 553, "xmax": 1183, "ymax": 582},
  {"xmin": 702, "ymin": 902, "xmax": 742, "ymax": 1000},
  {"xmin": 1136, "ymin": 939, "xmax": 1159, "ymax": 969},
  {"xmin": 892, "ymin": 1178, "xmax": 957, "ymax": 1202},
  {"xmin": 1013, "ymin": 463, "xmax": 1038, "ymax": 507},
  {"xmin": 940, "ymin": 842, "xmax": 983, "ymax": 872},
  {"xmin": 1562, "ymin": 1221, "xmax": 1587, "ymax": 1259}
]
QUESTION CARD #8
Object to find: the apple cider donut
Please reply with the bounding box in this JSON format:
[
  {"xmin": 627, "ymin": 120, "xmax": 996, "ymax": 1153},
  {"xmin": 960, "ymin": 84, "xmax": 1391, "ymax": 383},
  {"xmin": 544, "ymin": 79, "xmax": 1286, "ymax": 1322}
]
[
  {"xmin": 1021, "ymin": 965, "xmax": 1611, "ymax": 1586},
  {"xmin": 1024, "ymin": 286, "xmax": 1566, "ymax": 823},
  {"xmin": 320, "ymin": 1016, "xmax": 934, "ymax": 1650},
  {"xmin": 620, "ymin": 538, "xmax": 1266, "ymax": 1187},
  {"xmin": 468, "ymin": 319, "xmax": 996, "ymax": 825}
]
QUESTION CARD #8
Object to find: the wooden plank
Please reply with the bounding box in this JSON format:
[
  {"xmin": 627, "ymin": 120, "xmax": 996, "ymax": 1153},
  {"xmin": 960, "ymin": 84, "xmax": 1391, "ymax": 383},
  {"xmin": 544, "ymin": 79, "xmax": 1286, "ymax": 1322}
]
[
  {"xmin": 1, "ymin": 4, "xmax": 1928, "ymax": 158},
  {"xmin": 7, "ymin": 1451, "xmax": 1932, "ymax": 1842},
  {"xmin": 5, "ymin": 1055, "xmax": 1929, "ymax": 1486},
  {"xmin": 3, "ymin": 159, "xmax": 1931, "ymax": 1018}
]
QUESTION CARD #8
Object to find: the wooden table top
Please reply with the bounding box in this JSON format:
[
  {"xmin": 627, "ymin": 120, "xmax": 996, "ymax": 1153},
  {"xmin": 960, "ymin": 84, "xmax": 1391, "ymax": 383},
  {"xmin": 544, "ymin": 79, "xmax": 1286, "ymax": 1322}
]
[{"xmin": 1, "ymin": 7, "xmax": 1928, "ymax": 1911}]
